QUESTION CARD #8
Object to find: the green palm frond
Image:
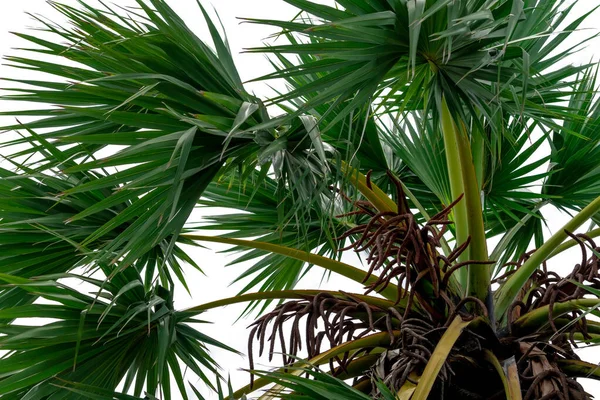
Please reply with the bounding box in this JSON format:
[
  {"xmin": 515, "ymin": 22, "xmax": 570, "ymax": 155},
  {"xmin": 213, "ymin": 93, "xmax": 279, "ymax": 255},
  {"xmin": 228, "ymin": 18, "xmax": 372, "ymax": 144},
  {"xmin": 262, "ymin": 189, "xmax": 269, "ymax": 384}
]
[
  {"xmin": 0, "ymin": 149, "xmax": 201, "ymax": 308},
  {"xmin": 252, "ymin": 366, "xmax": 396, "ymax": 400},
  {"xmin": 381, "ymin": 108, "xmax": 551, "ymax": 249},
  {"xmin": 247, "ymin": 0, "xmax": 594, "ymax": 132},
  {"xmin": 543, "ymin": 66, "xmax": 600, "ymax": 212},
  {"xmin": 380, "ymin": 112, "xmax": 451, "ymax": 210},
  {"xmin": 263, "ymin": 33, "xmax": 390, "ymax": 171},
  {"xmin": 1, "ymin": 0, "xmax": 265, "ymax": 273},
  {"xmin": 0, "ymin": 271, "xmax": 234, "ymax": 399},
  {"xmin": 194, "ymin": 170, "xmax": 346, "ymax": 315},
  {"xmin": 55, "ymin": 382, "xmax": 155, "ymax": 400}
]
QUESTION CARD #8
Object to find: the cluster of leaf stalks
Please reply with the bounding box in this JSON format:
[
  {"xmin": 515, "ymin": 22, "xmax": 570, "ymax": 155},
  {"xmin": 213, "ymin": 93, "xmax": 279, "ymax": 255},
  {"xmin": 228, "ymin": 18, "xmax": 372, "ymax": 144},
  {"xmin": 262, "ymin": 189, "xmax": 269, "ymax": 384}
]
[
  {"xmin": 248, "ymin": 293, "xmax": 383, "ymax": 376},
  {"xmin": 246, "ymin": 175, "xmax": 600, "ymax": 399}
]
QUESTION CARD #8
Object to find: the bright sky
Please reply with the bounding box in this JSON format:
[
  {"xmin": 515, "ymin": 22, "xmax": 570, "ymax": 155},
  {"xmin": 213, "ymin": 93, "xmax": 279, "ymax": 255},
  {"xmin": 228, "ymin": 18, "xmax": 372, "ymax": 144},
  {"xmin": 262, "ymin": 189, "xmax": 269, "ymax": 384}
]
[{"xmin": 1, "ymin": 1, "xmax": 599, "ymax": 399}]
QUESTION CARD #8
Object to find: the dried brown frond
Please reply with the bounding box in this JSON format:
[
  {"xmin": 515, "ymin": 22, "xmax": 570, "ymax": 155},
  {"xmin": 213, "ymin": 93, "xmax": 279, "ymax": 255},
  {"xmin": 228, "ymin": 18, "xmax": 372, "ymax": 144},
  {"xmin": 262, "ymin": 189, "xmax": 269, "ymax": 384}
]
[
  {"xmin": 336, "ymin": 172, "xmax": 472, "ymax": 320},
  {"xmin": 246, "ymin": 293, "xmax": 404, "ymax": 387},
  {"xmin": 517, "ymin": 342, "xmax": 592, "ymax": 400},
  {"xmin": 505, "ymin": 231, "xmax": 600, "ymax": 342},
  {"xmin": 499, "ymin": 232, "xmax": 600, "ymax": 399}
]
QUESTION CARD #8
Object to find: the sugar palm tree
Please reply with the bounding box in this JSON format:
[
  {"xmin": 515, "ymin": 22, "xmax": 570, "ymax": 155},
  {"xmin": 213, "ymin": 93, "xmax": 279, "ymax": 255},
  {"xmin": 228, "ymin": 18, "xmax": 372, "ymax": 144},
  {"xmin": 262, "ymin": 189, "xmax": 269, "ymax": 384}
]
[{"xmin": 1, "ymin": 0, "xmax": 600, "ymax": 399}]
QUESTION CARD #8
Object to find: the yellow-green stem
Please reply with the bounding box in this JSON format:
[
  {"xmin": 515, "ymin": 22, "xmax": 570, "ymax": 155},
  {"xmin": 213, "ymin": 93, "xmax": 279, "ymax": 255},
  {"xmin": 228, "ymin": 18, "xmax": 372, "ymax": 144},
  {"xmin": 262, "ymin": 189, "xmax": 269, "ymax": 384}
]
[
  {"xmin": 455, "ymin": 118, "xmax": 489, "ymax": 301},
  {"xmin": 557, "ymin": 360, "xmax": 600, "ymax": 381},
  {"xmin": 512, "ymin": 298, "xmax": 600, "ymax": 332},
  {"xmin": 233, "ymin": 331, "xmax": 399, "ymax": 399},
  {"xmin": 397, "ymin": 372, "xmax": 420, "ymax": 399},
  {"xmin": 184, "ymin": 234, "xmax": 402, "ymax": 302},
  {"xmin": 483, "ymin": 351, "xmax": 517, "ymax": 400},
  {"xmin": 547, "ymin": 227, "xmax": 600, "ymax": 259},
  {"xmin": 340, "ymin": 161, "xmax": 397, "ymax": 213},
  {"xmin": 440, "ymin": 99, "xmax": 470, "ymax": 288},
  {"xmin": 183, "ymin": 290, "xmax": 397, "ymax": 314},
  {"xmin": 440, "ymin": 99, "xmax": 489, "ymax": 302},
  {"xmin": 410, "ymin": 316, "xmax": 472, "ymax": 399},
  {"xmin": 472, "ymin": 127, "xmax": 485, "ymax": 191}
]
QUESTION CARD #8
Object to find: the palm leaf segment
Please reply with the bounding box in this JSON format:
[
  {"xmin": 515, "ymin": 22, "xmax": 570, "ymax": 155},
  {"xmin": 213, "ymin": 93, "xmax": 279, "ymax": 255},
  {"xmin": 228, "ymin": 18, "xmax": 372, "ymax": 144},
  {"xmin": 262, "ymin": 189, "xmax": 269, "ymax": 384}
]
[
  {"xmin": 544, "ymin": 66, "xmax": 600, "ymax": 213},
  {"xmin": 0, "ymin": 0, "xmax": 338, "ymax": 311},
  {"xmin": 0, "ymin": 161, "xmax": 203, "ymax": 306},
  {"xmin": 197, "ymin": 171, "xmax": 346, "ymax": 314},
  {"xmin": 0, "ymin": 1, "xmax": 265, "ymax": 398},
  {"xmin": 249, "ymin": 0, "xmax": 590, "ymax": 129},
  {"xmin": 0, "ymin": 271, "xmax": 233, "ymax": 399},
  {"xmin": 0, "ymin": 1, "xmax": 351, "ymax": 397},
  {"xmin": 2, "ymin": 0, "xmax": 280, "ymax": 273},
  {"xmin": 0, "ymin": 161, "xmax": 234, "ymax": 396}
]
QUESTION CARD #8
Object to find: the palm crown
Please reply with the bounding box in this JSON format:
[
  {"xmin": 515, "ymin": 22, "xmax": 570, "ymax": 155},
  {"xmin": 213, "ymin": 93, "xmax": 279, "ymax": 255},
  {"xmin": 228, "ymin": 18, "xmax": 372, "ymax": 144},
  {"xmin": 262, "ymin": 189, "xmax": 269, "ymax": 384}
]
[{"xmin": 1, "ymin": 0, "xmax": 599, "ymax": 399}]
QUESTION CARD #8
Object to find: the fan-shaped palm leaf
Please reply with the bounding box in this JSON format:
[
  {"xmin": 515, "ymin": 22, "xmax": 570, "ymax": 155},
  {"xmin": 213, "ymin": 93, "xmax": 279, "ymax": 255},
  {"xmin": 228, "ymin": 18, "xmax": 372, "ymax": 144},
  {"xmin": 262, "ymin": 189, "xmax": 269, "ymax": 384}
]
[{"xmin": 0, "ymin": 271, "xmax": 234, "ymax": 399}]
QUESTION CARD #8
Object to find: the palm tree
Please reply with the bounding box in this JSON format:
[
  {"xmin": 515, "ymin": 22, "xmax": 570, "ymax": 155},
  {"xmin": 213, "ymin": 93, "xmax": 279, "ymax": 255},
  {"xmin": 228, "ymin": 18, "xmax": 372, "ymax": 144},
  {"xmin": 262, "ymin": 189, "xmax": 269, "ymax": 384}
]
[{"xmin": 1, "ymin": 0, "xmax": 600, "ymax": 399}]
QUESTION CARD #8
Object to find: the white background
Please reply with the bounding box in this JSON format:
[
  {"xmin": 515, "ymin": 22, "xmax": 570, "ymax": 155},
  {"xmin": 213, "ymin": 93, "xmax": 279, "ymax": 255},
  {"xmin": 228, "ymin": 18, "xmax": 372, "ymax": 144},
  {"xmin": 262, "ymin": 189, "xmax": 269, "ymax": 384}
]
[{"xmin": 1, "ymin": 1, "xmax": 599, "ymax": 399}]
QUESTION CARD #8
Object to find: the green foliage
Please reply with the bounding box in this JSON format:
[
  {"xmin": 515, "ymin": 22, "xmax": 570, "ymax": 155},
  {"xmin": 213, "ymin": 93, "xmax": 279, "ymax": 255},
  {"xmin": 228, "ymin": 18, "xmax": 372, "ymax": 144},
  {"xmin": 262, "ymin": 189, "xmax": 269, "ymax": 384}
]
[
  {"xmin": 0, "ymin": 161, "xmax": 202, "ymax": 304},
  {"xmin": 544, "ymin": 66, "xmax": 600, "ymax": 211},
  {"xmin": 1, "ymin": 0, "xmax": 600, "ymax": 399},
  {"xmin": 0, "ymin": 271, "xmax": 233, "ymax": 399},
  {"xmin": 252, "ymin": 367, "xmax": 396, "ymax": 400},
  {"xmin": 1, "ymin": 0, "xmax": 266, "ymax": 274},
  {"xmin": 248, "ymin": 0, "xmax": 594, "ymax": 133},
  {"xmin": 195, "ymin": 170, "xmax": 346, "ymax": 314}
]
